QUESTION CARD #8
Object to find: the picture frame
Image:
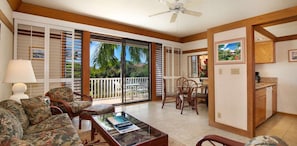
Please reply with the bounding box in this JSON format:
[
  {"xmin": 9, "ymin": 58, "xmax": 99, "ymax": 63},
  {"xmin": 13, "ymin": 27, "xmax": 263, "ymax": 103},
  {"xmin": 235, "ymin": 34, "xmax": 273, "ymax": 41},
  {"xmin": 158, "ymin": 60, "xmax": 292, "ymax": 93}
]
[
  {"xmin": 288, "ymin": 49, "xmax": 297, "ymax": 62},
  {"xmin": 30, "ymin": 47, "xmax": 44, "ymax": 60},
  {"xmin": 215, "ymin": 38, "xmax": 245, "ymax": 64}
]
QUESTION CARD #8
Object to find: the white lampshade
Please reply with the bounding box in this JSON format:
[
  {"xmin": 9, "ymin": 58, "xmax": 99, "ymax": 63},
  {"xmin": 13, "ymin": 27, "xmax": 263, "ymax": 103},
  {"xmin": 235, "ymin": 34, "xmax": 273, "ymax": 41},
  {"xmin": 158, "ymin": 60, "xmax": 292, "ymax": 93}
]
[
  {"xmin": 4, "ymin": 60, "xmax": 36, "ymax": 103},
  {"xmin": 4, "ymin": 60, "xmax": 36, "ymax": 83}
]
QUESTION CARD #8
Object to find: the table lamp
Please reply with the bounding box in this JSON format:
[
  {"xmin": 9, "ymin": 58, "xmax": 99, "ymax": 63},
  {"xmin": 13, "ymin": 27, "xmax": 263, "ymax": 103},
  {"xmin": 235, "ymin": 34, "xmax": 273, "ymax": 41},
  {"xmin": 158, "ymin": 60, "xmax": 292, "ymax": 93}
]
[{"xmin": 4, "ymin": 60, "xmax": 36, "ymax": 103}]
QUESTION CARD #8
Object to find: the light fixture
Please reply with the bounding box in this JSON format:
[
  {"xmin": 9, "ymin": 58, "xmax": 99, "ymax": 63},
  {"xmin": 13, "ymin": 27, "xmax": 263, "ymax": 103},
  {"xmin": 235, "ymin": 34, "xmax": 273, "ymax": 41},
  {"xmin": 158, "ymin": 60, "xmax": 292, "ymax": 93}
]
[{"xmin": 4, "ymin": 60, "xmax": 36, "ymax": 103}]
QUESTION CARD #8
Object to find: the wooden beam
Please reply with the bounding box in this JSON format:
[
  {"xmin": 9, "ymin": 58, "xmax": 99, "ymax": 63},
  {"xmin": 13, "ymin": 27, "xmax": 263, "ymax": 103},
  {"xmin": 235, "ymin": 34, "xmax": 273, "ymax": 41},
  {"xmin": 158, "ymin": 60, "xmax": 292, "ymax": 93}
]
[
  {"xmin": 276, "ymin": 34, "xmax": 297, "ymax": 42},
  {"xmin": 0, "ymin": 10, "xmax": 13, "ymax": 32},
  {"xmin": 16, "ymin": 3, "xmax": 181, "ymax": 42},
  {"xmin": 180, "ymin": 32, "xmax": 207, "ymax": 43},
  {"xmin": 260, "ymin": 15, "xmax": 297, "ymax": 27},
  {"xmin": 182, "ymin": 48, "xmax": 207, "ymax": 54},
  {"xmin": 254, "ymin": 26, "xmax": 277, "ymax": 41},
  {"xmin": 7, "ymin": 0, "xmax": 22, "ymax": 11}
]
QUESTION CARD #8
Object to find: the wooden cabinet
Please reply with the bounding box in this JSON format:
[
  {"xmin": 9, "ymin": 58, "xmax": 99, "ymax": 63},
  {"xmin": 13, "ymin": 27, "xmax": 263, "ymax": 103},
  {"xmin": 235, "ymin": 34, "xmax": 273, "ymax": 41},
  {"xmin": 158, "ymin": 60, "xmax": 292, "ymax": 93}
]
[
  {"xmin": 255, "ymin": 41, "xmax": 275, "ymax": 64},
  {"xmin": 255, "ymin": 88, "xmax": 266, "ymax": 127},
  {"xmin": 255, "ymin": 84, "xmax": 277, "ymax": 127}
]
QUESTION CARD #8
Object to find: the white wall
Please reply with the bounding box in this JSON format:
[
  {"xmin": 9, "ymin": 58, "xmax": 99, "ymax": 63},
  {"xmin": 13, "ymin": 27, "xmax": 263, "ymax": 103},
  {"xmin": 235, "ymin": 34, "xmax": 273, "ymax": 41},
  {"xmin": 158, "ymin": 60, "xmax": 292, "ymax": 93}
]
[
  {"xmin": 0, "ymin": 1, "xmax": 13, "ymax": 101},
  {"xmin": 256, "ymin": 40, "xmax": 297, "ymax": 115},
  {"xmin": 214, "ymin": 27, "xmax": 248, "ymax": 130}
]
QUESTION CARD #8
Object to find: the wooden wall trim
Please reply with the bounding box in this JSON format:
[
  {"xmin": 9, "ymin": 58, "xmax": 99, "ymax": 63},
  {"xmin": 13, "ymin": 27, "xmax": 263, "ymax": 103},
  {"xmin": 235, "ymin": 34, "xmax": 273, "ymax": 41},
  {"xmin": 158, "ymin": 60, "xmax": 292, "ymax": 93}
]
[
  {"xmin": 7, "ymin": 0, "xmax": 22, "ymax": 11},
  {"xmin": 182, "ymin": 48, "xmax": 207, "ymax": 54},
  {"xmin": 82, "ymin": 31, "xmax": 90, "ymax": 95},
  {"xmin": 151, "ymin": 43, "xmax": 158, "ymax": 101},
  {"xmin": 0, "ymin": 10, "xmax": 13, "ymax": 32},
  {"xmin": 181, "ymin": 32, "xmax": 207, "ymax": 43},
  {"xmin": 246, "ymin": 25, "xmax": 255, "ymax": 138},
  {"xmin": 16, "ymin": 3, "xmax": 181, "ymax": 42}
]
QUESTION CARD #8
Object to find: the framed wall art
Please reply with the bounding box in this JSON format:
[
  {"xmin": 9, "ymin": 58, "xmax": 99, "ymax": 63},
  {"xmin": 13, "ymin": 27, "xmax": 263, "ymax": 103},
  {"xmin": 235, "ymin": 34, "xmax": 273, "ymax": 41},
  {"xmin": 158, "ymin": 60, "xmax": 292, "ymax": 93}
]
[
  {"xmin": 288, "ymin": 49, "xmax": 297, "ymax": 62},
  {"xmin": 30, "ymin": 47, "xmax": 44, "ymax": 60},
  {"xmin": 215, "ymin": 38, "xmax": 245, "ymax": 64}
]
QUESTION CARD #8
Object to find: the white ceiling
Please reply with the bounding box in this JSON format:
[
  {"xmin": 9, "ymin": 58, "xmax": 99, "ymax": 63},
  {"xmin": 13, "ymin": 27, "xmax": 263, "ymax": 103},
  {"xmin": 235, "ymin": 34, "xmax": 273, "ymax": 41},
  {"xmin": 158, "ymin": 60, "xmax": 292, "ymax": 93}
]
[{"xmin": 22, "ymin": 0, "xmax": 297, "ymax": 37}]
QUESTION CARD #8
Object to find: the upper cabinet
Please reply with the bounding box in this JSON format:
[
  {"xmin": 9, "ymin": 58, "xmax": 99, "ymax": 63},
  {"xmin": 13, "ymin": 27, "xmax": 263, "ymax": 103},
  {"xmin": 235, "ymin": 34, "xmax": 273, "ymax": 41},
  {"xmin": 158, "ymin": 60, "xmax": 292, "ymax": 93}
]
[{"xmin": 255, "ymin": 40, "xmax": 275, "ymax": 64}]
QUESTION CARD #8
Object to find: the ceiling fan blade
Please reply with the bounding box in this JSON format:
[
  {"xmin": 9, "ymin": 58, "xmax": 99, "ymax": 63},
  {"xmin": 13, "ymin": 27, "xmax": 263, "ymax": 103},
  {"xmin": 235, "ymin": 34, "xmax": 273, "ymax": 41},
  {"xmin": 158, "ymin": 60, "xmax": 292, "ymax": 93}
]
[
  {"xmin": 170, "ymin": 13, "xmax": 178, "ymax": 23},
  {"xmin": 182, "ymin": 9, "xmax": 202, "ymax": 17},
  {"xmin": 149, "ymin": 10, "xmax": 171, "ymax": 17}
]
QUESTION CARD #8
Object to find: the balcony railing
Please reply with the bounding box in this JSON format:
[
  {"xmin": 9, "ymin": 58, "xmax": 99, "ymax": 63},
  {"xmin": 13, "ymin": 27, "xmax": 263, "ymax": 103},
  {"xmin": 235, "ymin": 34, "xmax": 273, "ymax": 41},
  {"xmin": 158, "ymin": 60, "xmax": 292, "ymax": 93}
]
[{"xmin": 89, "ymin": 77, "xmax": 149, "ymax": 99}]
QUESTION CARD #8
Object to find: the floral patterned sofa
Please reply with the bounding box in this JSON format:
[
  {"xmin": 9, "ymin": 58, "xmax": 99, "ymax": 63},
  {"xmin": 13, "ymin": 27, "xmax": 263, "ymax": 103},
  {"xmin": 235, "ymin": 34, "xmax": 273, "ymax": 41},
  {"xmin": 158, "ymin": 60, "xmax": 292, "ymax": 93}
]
[{"xmin": 0, "ymin": 96, "xmax": 82, "ymax": 146}]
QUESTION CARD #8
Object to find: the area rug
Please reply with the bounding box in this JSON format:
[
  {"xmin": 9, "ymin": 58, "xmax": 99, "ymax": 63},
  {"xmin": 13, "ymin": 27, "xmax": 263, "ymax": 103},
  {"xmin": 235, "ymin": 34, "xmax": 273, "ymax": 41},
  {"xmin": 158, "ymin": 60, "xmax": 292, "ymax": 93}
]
[{"xmin": 78, "ymin": 130, "xmax": 185, "ymax": 146}]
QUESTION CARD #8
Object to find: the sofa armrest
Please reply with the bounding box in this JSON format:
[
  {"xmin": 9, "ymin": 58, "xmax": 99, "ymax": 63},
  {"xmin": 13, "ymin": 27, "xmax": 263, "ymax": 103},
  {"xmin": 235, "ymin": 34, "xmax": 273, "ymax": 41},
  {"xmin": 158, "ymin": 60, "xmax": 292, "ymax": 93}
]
[
  {"xmin": 50, "ymin": 105, "xmax": 63, "ymax": 115},
  {"xmin": 196, "ymin": 135, "xmax": 245, "ymax": 146}
]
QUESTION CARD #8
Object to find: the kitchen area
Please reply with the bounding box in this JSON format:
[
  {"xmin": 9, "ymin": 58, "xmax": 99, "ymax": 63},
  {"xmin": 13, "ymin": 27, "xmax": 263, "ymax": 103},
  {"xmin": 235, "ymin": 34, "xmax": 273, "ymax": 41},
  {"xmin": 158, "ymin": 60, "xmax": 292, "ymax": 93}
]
[{"xmin": 254, "ymin": 19, "xmax": 297, "ymax": 127}]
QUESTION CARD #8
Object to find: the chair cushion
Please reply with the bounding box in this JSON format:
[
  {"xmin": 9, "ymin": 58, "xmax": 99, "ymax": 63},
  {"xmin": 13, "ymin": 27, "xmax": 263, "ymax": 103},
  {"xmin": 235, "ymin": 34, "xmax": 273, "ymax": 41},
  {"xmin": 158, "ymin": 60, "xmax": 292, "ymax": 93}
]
[
  {"xmin": 68, "ymin": 101, "xmax": 92, "ymax": 113},
  {"xmin": 21, "ymin": 96, "xmax": 52, "ymax": 125},
  {"xmin": 0, "ymin": 108, "xmax": 23, "ymax": 139},
  {"xmin": 48, "ymin": 87, "xmax": 74, "ymax": 102},
  {"xmin": 0, "ymin": 99, "xmax": 30, "ymax": 129}
]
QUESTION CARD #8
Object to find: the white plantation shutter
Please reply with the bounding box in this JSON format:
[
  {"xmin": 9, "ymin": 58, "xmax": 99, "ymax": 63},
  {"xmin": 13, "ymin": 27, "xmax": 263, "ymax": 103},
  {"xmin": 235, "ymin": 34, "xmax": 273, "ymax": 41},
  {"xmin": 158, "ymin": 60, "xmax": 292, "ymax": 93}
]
[
  {"xmin": 155, "ymin": 43, "xmax": 163, "ymax": 96},
  {"xmin": 14, "ymin": 20, "xmax": 81, "ymax": 97}
]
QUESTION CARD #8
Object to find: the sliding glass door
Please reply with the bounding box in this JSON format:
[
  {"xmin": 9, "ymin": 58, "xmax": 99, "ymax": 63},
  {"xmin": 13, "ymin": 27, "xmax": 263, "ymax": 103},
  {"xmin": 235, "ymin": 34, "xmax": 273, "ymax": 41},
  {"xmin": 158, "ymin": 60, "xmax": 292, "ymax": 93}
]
[{"xmin": 89, "ymin": 34, "xmax": 150, "ymax": 104}]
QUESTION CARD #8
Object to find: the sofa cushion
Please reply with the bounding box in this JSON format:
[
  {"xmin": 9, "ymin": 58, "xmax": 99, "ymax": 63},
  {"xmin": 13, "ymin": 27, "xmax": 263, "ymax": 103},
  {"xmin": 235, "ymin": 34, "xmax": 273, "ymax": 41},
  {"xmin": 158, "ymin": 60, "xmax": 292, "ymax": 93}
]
[
  {"xmin": 21, "ymin": 96, "xmax": 52, "ymax": 125},
  {"xmin": 0, "ymin": 99, "xmax": 30, "ymax": 129},
  {"xmin": 0, "ymin": 108, "xmax": 23, "ymax": 139},
  {"xmin": 48, "ymin": 87, "xmax": 74, "ymax": 102},
  {"xmin": 24, "ymin": 113, "xmax": 72, "ymax": 135},
  {"xmin": 0, "ymin": 135, "xmax": 33, "ymax": 146},
  {"xmin": 22, "ymin": 125, "xmax": 82, "ymax": 146}
]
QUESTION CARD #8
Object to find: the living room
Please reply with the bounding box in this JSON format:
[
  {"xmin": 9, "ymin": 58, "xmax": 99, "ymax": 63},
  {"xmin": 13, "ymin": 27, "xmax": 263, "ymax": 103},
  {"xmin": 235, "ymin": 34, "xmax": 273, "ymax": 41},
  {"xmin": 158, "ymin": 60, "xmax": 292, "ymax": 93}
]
[{"xmin": 1, "ymin": 0, "xmax": 297, "ymax": 145}]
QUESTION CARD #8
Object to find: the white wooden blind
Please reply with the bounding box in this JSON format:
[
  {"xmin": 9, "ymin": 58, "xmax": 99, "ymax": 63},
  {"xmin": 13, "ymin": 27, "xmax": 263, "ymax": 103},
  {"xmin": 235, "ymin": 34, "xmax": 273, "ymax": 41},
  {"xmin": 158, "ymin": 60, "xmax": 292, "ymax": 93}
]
[{"xmin": 15, "ymin": 21, "xmax": 80, "ymax": 97}]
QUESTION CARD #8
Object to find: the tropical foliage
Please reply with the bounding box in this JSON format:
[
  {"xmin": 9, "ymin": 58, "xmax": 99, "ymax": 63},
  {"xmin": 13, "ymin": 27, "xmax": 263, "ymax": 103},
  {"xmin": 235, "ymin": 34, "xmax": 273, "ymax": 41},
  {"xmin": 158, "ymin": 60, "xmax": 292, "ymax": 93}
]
[{"xmin": 90, "ymin": 42, "xmax": 149, "ymax": 78}]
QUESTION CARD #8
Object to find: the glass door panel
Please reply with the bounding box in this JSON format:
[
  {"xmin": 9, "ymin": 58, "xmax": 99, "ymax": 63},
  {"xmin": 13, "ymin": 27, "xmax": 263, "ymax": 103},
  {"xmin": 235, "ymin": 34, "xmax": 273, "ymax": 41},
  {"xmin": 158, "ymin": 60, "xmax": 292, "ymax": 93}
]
[
  {"xmin": 123, "ymin": 40, "xmax": 150, "ymax": 103},
  {"xmin": 89, "ymin": 36, "xmax": 122, "ymax": 104}
]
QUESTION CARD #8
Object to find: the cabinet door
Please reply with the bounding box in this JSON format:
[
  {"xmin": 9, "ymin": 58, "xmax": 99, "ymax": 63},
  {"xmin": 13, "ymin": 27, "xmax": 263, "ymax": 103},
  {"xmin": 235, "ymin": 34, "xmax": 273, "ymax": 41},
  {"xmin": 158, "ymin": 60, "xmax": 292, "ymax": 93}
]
[
  {"xmin": 255, "ymin": 41, "xmax": 275, "ymax": 64},
  {"xmin": 255, "ymin": 88, "xmax": 266, "ymax": 127}
]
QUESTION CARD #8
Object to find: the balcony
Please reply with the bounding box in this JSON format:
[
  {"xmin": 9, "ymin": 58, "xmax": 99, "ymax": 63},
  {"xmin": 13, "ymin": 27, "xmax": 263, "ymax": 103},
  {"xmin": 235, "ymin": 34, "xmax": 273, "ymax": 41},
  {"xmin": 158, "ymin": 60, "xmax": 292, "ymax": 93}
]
[{"xmin": 86, "ymin": 77, "xmax": 149, "ymax": 104}]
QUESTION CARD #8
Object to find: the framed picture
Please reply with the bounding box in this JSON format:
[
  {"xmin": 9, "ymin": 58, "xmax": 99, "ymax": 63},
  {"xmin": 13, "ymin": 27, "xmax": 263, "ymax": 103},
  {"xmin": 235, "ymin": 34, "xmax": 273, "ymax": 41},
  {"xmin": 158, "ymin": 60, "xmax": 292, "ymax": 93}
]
[
  {"xmin": 30, "ymin": 47, "xmax": 44, "ymax": 60},
  {"xmin": 215, "ymin": 38, "xmax": 245, "ymax": 64},
  {"xmin": 288, "ymin": 49, "xmax": 297, "ymax": 62}
]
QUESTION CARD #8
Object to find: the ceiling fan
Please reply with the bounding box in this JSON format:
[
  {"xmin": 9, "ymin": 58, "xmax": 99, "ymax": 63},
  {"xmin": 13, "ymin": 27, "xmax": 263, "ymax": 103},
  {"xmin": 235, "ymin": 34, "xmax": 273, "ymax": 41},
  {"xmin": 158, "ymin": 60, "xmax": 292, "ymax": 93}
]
[{"xmin": 149, "ymin": 0, "xmax": 202, "ymax": 23}]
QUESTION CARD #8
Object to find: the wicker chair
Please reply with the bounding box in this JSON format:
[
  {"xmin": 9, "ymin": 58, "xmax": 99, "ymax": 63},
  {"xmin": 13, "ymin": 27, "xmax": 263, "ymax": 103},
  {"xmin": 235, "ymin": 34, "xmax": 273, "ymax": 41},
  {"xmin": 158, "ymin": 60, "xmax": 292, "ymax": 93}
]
[{"xmin": 45, "ymin": 87, "xmax": 93, "ymax": 119}]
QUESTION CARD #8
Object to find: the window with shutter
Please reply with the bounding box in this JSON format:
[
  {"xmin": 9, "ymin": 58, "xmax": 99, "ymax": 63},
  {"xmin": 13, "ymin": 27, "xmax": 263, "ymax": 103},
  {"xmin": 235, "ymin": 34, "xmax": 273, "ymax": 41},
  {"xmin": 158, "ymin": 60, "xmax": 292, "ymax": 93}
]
[{"xmin": 14, "ymin": 21, "xmax": 81, "ymax": 97}]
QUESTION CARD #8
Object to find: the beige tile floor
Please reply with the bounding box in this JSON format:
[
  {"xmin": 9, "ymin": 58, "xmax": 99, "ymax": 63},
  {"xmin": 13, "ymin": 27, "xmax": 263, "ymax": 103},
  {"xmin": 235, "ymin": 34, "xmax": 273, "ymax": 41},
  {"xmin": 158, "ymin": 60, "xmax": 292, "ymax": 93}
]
[{"xmin": 74, "ymin": 101, "xmax": 297, "ymax": 146}]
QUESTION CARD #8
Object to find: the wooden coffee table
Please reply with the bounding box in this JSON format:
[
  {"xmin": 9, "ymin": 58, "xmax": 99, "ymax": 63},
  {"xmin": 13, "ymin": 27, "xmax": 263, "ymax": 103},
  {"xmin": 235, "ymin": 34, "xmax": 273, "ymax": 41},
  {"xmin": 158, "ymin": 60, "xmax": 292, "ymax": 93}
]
[{"xmin": 90, "ymin": 112, "xmax": 168, "ymax": 146}]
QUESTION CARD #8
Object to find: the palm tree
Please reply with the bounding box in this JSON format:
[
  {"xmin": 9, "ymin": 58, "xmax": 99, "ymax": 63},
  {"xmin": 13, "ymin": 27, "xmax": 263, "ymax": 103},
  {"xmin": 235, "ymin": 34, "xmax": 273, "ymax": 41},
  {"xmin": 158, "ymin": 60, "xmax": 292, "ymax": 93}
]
[
  {"xmin": 91, "ymin": 42, "xmax": 119, "ymax": 70},
  {"xmin": 91, "ymin": 41, "xmax": 149, "ymax": 77}
]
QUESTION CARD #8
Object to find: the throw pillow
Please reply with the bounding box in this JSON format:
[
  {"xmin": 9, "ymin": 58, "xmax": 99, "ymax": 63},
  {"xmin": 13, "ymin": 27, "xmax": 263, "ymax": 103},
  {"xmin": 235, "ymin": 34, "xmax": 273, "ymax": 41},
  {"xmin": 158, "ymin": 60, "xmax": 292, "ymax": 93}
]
[
  {"xmin": 0, "ymin": 108, "xmax": 23, "ymax": 139},
  {"xmin": 0, "ymin": 99, "xmax": 30, "ymax": 129},
  {"xmin": 21, "ymin": 96, "xmax": 52, "ymax": 125}
]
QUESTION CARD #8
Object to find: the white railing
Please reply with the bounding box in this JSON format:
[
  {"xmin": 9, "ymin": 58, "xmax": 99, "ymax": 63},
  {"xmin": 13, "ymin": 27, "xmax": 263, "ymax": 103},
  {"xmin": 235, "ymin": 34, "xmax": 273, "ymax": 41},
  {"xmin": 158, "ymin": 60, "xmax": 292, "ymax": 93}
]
[{"xmin": 90, "ymin": 77, "xmax": 149, "ymax": 99}]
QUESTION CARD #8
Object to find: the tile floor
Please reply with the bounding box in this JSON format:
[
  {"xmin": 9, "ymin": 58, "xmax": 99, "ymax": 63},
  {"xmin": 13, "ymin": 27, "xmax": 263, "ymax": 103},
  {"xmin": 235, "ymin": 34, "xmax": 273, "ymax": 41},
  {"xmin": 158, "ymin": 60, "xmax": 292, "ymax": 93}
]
[{"xmin": 74, "ymin": 101, "xmax": 297, "ymax": 146}]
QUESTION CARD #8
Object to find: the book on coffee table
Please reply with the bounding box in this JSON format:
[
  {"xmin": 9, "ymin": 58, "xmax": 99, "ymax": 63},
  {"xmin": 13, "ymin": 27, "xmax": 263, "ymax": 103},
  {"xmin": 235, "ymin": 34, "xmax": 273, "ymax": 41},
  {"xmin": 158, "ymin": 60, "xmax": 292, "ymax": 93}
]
[{"xmin": 107, "ymin": 116, "xmax": 140, "ymax": 134}]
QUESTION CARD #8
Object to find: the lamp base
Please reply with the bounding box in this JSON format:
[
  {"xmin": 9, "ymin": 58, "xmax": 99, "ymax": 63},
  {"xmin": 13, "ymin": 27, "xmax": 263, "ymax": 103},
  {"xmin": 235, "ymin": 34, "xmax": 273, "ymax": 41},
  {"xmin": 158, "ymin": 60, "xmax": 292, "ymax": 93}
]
[
  {"xmin": 10, "ymin": 82, "xmax": 29, "ymax": 103},
  {"xmin": 10, "ymin": 94, "xmax": 29, "ymax": 103}
]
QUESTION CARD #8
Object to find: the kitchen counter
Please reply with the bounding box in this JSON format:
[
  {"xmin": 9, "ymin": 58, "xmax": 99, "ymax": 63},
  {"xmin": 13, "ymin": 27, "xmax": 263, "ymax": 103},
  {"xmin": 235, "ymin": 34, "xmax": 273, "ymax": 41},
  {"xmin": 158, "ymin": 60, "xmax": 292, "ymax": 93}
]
[{"xmin": 255, "ymin": 82, "xmax": 276, "ymax": 89}]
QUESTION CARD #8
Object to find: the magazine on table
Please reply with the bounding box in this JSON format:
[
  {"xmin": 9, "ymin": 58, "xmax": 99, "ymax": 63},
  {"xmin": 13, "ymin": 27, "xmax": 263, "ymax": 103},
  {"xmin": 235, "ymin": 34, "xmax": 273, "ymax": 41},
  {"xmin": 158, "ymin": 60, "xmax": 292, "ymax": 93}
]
[{"xmin": 107, "ymin": 115, "xmax": 140, "ymax": 134}]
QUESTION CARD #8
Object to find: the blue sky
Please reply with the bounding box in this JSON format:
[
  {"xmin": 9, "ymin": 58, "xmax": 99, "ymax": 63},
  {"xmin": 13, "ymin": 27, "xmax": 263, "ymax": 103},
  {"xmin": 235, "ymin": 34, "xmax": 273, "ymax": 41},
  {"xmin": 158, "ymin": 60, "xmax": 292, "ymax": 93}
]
[{"xmin": 219, "ymin": 42, "xmax": 241, "ymax": 51}]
